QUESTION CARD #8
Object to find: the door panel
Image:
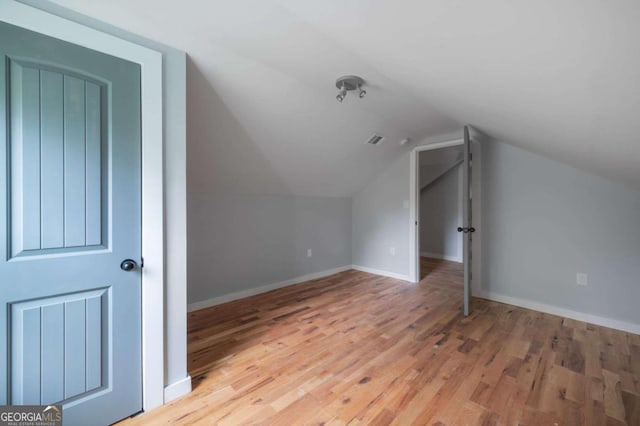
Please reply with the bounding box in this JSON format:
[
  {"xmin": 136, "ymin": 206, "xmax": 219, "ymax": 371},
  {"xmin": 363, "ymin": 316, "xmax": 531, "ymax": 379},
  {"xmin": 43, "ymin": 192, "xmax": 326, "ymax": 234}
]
[
  {"xmin": 463, "ymin": 126, "xmax": 472, "ymax": 316},
  {"xmin": 10, "ymin": 289, "xmax": 108, "ymax": 405},
  {"xmin": 1, "ymin": 21, "xmax": 142, "ymax": 425},
  {"xmin": 39, "ymin": 70, "xmax": 65, "ymax": 249},
  {"xmin": 9, "ymin": 60, "xmax": 107, "ymax": 258}
]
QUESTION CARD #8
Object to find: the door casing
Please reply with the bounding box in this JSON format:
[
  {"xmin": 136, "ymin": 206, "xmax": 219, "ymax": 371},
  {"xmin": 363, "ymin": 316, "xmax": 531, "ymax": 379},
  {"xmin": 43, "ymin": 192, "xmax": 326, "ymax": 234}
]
[{"xmin": 1, "ymin": 0, "xmax": 165, "ymax": 411}]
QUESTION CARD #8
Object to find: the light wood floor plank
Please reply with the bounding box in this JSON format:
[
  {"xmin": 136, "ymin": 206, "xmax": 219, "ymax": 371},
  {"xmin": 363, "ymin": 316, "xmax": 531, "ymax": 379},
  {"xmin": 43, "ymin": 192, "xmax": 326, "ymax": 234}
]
[{"xmin": 119, "ymin": 258, "xmax": 640, "ymax": 425}]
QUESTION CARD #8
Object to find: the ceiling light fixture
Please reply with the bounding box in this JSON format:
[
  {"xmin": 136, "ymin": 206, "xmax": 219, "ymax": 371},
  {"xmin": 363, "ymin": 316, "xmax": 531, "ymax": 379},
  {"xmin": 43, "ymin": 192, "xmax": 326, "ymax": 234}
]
[
  {"xmin": 335, "ymin": 75, "xmax": 366, "ymax": 103},
  {"xmin": 336, "ymin": 84, "xmax": 347, "ymax": 102}
]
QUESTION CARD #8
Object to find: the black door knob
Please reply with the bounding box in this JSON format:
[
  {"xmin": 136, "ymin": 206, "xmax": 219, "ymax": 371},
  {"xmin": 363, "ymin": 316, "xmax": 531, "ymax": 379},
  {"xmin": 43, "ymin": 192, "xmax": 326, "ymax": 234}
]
[
  {"xmin": 458, "ymin": 226, "xmax": 476, "ymax": 233},
  {"xmin": 120, "ymin": 259, "xmax": 137, "ymax": 271}
]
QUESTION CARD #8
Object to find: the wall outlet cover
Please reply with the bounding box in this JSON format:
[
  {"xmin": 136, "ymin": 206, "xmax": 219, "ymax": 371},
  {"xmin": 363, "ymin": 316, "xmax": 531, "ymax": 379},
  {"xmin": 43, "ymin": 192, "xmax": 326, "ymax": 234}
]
[
  {"xmin": 576, "ymin": 273, "xmax": 588, "ymax": 286},
  {"xmin": 307, "ymin": 249, "xmax": 312, "ymax": 258}
]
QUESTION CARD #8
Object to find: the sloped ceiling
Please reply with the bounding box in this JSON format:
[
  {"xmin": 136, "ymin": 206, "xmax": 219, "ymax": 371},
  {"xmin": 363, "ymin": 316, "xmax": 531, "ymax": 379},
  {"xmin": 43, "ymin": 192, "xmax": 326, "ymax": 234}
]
[
  {"xmin": 419, "ymin": 146, "xmax": 463, "ymax": 190},
  {"xmin": 47, "ymin": 0, "xmax": 640, "ymax": 194}
]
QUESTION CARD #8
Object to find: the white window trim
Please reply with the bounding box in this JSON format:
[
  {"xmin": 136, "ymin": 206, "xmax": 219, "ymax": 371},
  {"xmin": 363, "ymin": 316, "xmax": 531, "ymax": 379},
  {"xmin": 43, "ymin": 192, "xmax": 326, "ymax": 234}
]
[{"xmin": 1, "ymin": 0, "xmax": 165, "ymax": 410}]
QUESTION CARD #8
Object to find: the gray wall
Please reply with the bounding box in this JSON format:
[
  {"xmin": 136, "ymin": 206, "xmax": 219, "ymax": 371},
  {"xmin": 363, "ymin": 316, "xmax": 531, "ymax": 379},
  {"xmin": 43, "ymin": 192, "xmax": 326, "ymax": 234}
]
[
  {"xmin": 420, "ymin": 164, "xmax": 462, "ymax": 261},
  {"xmin": 419, "ymin": 163, "xmax": 455, "ymax": 189},
  {"xmin": 481, "ymin": 140, "xmax": 640, "ymax": 325},
  {"xmin": 352, "ymin": 137, "xmax": 640, "ymax": 326},
  {"xmin": 188, "ymin": 194, "xmax": 352, "ymax": 304},
  {"xmin": 184, "ymin": 57, "xmax": 355, "ymax": 307},
  {"xmin": 352, "ymin": 153, "xmax": 411, "ymax": 277}
]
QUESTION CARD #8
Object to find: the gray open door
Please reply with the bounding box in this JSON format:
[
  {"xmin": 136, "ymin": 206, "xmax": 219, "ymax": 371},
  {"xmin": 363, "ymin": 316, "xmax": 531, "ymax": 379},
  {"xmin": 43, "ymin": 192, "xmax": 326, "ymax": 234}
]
[{"xmin": 461, "ymin": 126, "xmax": 475, "ymax": 315}]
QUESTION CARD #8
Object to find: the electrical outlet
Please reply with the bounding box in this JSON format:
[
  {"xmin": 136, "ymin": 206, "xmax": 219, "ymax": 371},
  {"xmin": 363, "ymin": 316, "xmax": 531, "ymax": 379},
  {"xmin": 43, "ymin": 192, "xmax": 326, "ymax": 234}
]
[
  {"xmin": 403, "ymin": 200, "xmax": 409, "ymax": 209},
  {"xmin": 389, "ymin": 247, "xmax": 396, "ymax": 256},
  {"xmin": 307, "ymin": 249, "xmax": 312, "ymax": 258},
  {"xmin": 576, "ymin": 273, "xmax": 588, "ymax": 286}
]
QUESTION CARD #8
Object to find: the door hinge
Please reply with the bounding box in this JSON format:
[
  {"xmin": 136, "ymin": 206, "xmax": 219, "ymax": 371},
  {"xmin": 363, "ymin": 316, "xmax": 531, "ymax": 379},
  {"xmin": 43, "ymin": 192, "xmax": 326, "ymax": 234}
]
[{"xmin": 140, "ymin": 257, "xmax": 144, "ymax": 268}]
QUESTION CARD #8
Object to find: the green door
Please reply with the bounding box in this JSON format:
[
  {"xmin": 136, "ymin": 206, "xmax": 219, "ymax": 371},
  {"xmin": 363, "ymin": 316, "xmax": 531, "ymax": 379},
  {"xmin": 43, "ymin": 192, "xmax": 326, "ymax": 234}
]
[{"xmin": 0, "ymin": 21, "xmax": 142, "ymax": 425}]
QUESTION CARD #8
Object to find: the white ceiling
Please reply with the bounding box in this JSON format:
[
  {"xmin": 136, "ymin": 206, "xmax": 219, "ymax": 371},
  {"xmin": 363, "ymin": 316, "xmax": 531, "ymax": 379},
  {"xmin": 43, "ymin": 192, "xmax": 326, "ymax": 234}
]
[{"xmin": 48, "ymin": 0, "xmax": 640, "ymax": 195}]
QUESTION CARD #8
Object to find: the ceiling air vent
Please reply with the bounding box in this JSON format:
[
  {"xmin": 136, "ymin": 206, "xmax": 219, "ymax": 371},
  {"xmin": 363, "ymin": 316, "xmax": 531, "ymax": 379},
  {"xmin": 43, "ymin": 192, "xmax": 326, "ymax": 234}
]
[{"xmin": 366, "ymin": 134, "xmax": 384, "ymax": 145}]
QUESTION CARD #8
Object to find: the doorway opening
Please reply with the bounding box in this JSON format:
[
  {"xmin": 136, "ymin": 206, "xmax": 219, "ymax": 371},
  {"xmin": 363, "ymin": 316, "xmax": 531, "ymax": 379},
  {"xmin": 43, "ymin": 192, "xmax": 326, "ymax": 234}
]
[
  {"xmin": 418, "ymin": 145, "xmax": 465, "ymax": 287},
  {"xmin": 408, "ymin": 127, "xmax": 481, "ymax": 316}
]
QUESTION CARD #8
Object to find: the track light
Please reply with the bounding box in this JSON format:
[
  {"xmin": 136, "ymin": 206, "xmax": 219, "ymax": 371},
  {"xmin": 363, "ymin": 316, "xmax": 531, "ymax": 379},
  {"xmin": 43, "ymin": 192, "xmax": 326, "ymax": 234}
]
[
  {"xmin": 335, "ymin": 75, "xmax": 367, "ymax": 103},
  {"xmin": 336, "ymin": 84, "xmax": 347, "ymax": 102}
]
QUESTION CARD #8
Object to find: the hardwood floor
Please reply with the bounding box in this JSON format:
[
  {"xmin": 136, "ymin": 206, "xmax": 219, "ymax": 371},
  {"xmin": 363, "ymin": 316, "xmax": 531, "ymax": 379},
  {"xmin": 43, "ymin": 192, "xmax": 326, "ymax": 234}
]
[{"xmin": 121, "ymin": 258, "xmax": 640, "ymax": 425}]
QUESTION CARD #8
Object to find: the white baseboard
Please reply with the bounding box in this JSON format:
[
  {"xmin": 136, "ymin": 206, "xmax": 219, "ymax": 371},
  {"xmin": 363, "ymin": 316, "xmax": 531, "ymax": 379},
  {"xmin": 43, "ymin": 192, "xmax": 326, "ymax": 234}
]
[
  {"xmin": 187, "ymin": 265, "xmax": 352, "ymax": 312},
  {"xmin": 420, "ymin": 251, "xmax": 462, "ymax": 263},
  {"xmin": 351, "ymin": 265, "xmax": 410, "ymax": 282},
  {"xmin": 476, "ymin": 290, "xmax": 640, "ymax": 335},
  {"xmin": 164, "ymin": 375, "xmax": 192, "ymax": 403}
]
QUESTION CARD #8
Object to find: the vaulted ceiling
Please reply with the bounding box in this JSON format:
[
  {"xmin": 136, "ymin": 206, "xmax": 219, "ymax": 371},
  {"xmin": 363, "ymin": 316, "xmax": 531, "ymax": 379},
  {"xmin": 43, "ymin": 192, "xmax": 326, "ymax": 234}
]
[{"xmin": 47, "ymin": 0, "xmax": 640, "ymax": 195}]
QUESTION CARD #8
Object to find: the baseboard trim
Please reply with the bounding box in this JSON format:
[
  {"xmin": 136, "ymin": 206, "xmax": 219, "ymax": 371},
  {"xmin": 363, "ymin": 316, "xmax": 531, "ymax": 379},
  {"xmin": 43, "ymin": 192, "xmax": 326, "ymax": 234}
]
[
  {"xmin": 351, "ymin": 265, "xmax": 410, "ymax": 282},
  {"xmin": 476, "ymin": 290, "xmax": 640, "ymax": 335},
  {"xmin": 420, "ymin": 251, "xmax": 462, "ymax": 263},
  {"xmin": 187, "ymin": 265, "xmax": 352, "ymax": 312},
  {"xmin": 164, "ymin": 375, "xmax": 192, "ymax": 403}
]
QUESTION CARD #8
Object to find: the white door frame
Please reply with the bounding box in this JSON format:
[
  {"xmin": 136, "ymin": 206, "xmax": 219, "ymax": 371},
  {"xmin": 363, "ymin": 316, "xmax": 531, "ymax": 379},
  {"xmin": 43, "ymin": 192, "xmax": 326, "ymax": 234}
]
[
  {"xmin": 2, "ymin": 0, "xmax": 165, "ymax": 411},
  {"xmin": 409, "ymin": 139, "xmax": 463, "ymax": 283}
]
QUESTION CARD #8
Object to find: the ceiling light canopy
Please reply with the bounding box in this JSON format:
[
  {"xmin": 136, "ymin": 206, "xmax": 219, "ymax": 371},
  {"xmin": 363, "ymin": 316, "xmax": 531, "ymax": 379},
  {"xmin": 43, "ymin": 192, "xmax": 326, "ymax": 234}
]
[{"xmin": 335, "ymin": 75, "xmax": 366, "ymax": 103}]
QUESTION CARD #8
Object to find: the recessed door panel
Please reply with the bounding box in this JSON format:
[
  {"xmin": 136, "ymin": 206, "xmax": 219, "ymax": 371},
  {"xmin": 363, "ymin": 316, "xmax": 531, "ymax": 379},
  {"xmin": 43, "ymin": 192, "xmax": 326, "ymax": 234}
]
[
  {"xmin": 8, "ymin": 59, "xmax": 107, "ymax": 259},
  {"xmin": 10, "ymin": 289, "xmax": 108, "ymax": 405}
]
